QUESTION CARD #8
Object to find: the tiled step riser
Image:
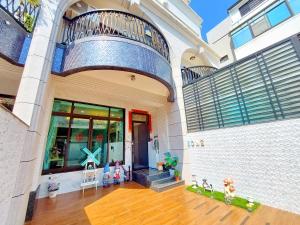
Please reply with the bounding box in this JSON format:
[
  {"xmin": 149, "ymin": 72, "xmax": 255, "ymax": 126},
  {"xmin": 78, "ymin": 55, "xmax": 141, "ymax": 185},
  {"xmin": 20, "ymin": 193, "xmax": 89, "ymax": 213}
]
[
  {"xmin": 151, "ymin": 180, "xmax": 185, "ymax": 192},
  {"xmin": 132, "ymin": 170, "xmax": 170, "ymax": 187}
]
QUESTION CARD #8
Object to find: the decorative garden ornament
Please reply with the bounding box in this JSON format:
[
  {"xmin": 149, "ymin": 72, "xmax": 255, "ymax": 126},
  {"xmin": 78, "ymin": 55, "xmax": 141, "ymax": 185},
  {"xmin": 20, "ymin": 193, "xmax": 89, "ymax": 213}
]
[
  {"xmin": 202, "ymin": 178, "xmax": 214, "ymax": 197},
  {"xmin": 113, "ymin": 161, "xmax": 121, "ymax": 184},
  {"xmin": 246, "ymin": 197, "xmax": 255, "ymax": 212},
  {"xmin": 48, "ymin": 175, "xmax": 60, "ymax": 198},
  {"xmin": 224, "ymin": 178, "xmax": 236, "ymax": 204},
  {"xmin": 191, "ymin": 174, "xmax": 199, "ymax": 189},
  {"xmin": 121, "ymin": 165, "xmax": 130, "ymax": 182},
  {"xmin": 103, "ymin": 163, "xmax": 110, "ymax": 187}
]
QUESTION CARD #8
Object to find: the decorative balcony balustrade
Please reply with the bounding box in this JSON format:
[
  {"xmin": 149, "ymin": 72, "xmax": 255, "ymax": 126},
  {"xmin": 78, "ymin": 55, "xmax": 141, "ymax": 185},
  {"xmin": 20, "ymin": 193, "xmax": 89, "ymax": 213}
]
[
  {"xmin": 0, "ymin": 0, "xmax": 40, "ymax": 32},
  {"xmin": 61, "ymin": 10, "xmax": 170, "ymax": 62},
  {"xmin": 181, "ymin": 66, "xmax": 218, "ymax": 86}
]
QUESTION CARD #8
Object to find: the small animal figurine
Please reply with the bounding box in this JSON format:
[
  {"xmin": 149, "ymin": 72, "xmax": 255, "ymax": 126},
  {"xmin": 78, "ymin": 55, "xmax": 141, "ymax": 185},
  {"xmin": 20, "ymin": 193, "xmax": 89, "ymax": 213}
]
[
  {"xmin": 113, "ymin": 161, "xmax": 121, "ymax": 184},
  {"xmin": 191, "ymin": 175, "xmax": 199, "ymax": 189},
  {"xmin": 202, "ymin": 179, "xmax": 213, "ymax": 192},
  {"xmin": 102, "ymin": 163, "xmax": 110, "ymax": 187}
]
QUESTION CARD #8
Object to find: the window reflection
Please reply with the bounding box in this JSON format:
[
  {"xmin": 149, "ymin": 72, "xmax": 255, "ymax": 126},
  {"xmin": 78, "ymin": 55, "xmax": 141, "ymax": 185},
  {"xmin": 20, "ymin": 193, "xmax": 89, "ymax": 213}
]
[
  {"xmin": 43, "ymin": 100, "xmax": 125, "ymax": 173},
  {"xmin": 109, "ymin": 121, "xmax": 124, "ymax": 163},
  {"xmin": 43, "ymin": 116, "xmax": 69, "ymax": 170}
]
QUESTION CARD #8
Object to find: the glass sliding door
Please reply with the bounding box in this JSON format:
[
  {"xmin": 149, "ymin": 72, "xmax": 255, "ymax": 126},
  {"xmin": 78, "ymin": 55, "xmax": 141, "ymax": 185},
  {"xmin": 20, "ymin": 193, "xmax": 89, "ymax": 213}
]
[{"xmin": 67, "ymin": 118, "xmax": 90, "ymax": 167}]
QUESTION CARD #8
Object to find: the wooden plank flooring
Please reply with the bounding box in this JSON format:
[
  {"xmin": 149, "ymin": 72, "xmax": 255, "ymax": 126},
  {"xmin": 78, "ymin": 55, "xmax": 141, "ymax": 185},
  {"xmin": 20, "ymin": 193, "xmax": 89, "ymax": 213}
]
[{"xmin": 26, "ymin": 182, "xmax": 300, "ymax": 225}]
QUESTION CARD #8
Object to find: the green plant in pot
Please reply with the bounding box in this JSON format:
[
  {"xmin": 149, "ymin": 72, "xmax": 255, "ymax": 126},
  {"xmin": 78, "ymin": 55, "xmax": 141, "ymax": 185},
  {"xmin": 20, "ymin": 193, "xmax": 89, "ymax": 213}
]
[
  {"xmin": 164, "ymin": 152, "xmax": 178, "ymax": 177},
  {"xmin": 174, "ymin": 170, "xmax": 180, "ymax": 181}
]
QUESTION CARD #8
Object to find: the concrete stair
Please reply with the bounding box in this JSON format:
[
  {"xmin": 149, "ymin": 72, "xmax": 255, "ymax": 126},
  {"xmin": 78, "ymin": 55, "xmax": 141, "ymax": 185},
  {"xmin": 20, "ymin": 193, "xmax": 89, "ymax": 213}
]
[
  {"xmin": 150, "ymin": 176, "xmax": 185, "ymax": 192},
  {"xmin": 132, "ymin": 169, "xmax": 184, "ymax": 192},
  {"xmin": 132, "ymin": 169, "xmax": 170, "ymax": 187}
]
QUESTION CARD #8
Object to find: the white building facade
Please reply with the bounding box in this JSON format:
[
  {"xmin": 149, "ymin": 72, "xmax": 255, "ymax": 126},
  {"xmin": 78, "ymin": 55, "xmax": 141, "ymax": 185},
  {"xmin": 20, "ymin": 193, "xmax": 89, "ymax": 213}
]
[
  {"xmin": 1, "ymin": 0, "xmax": 300, "ymax": 224},
  {"xmin": 0, "ymin": 0, "xmax": 219, "ymax": 224}
]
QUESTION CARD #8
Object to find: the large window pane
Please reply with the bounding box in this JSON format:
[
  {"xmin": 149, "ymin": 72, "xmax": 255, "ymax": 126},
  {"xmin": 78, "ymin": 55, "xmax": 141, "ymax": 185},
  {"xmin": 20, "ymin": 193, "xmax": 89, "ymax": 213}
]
[
  {"xmin": 108, "ymin": 121, "xmax": 124, "ymax": 163},
  {"xmin": 267, "ymin": 3, "xmax": 291, "ymax": 27},
  {"xmin": 232, "ymin": 26, "xmax": 253, "ymax": 48},
  {"xmin": 92, "ymin": 120, "xmax": 108, "ymax": 165},
  {"xmin": 110, "ymin": 108, "xmax": 124, "ymax": 119},
  {"xmin": 288, "ymin": 0, "xmax": 300, "ymax": 14},
  {"xmin": 73, "ymin": 103, "xmax": 109, "ymax": 117},
  {"xmin": 250, "ymin": 15, "xmax": 270, "ymax": 36},
  {"xmin": 43, "ymin": 116, "xmax": 69, "ymax": 170},
  {"xmin": 67, "ymin": 118, "xmax": 89, "ymax": 167},
  {"xmin": 52, "ymin": 100, "xmax": 72, "ymax": 113}
]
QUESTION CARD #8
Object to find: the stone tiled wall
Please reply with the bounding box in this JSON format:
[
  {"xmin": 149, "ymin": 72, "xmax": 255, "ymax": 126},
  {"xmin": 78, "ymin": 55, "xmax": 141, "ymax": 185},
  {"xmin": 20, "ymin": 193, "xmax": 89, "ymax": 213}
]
[
  {"xmin": 187, "ymin": 118, "xmax": 300, "ymax": 214},
  {"xmin": 0, "ymin": 9, "xmax": 27, "ymax": 63},
  {"xmin": 0, "ymin": 106, "xmax": 28, "ymax": 225},
  {"xmin": 61, "ymin": 36, "xmax": 174, "ymax": 101}
]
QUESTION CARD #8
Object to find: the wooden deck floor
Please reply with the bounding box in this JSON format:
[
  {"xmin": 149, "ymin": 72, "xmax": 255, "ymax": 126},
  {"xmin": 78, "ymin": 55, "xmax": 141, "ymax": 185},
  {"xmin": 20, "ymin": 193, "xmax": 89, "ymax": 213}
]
[{"xmin": 26, "ymin": 182, "xmax": 300, "ymax": 225}]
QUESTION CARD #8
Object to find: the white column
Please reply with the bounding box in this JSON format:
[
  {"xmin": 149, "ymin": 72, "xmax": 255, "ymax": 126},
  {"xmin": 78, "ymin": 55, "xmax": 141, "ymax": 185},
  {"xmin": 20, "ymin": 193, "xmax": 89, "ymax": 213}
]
[
  {"xmin": 8, "ymin": 1, "xmax": 66, "ymax": 224},
  {"xmin": 167, "ymin": 52, "xmax": 192, "ymax": 184}
]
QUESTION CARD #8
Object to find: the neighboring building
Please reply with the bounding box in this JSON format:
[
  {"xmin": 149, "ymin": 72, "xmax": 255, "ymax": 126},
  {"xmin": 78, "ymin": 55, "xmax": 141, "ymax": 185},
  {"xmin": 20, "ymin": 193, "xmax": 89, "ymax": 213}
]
[{"xmin": 207, "ymin": 0, "xmax": 300, "ymax": 66}]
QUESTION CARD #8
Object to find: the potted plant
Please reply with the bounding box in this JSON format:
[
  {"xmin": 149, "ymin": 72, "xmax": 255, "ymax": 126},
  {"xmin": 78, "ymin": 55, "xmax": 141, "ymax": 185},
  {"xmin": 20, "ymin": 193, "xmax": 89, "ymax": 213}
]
[
  {"xmin": 48, "ymin": 175, "xmax": 60, "ymax": 198},
  {"xmin": 174, "ymin": 170, "xmax": 180, "ymax": 181},
  {"xmin": 164, "ymin": 152, "xmax": 178, "ymax": 177}
]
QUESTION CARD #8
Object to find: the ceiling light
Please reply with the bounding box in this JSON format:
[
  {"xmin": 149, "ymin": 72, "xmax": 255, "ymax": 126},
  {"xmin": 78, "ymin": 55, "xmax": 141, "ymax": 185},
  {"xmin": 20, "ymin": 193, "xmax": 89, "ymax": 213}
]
[
  {"xmin": 190, "ymin": 56, "xmax": 196, "ymax": 61},
  {"xmin": 130, "ymin": 75, "xmax": 136, "ymax": 81}
]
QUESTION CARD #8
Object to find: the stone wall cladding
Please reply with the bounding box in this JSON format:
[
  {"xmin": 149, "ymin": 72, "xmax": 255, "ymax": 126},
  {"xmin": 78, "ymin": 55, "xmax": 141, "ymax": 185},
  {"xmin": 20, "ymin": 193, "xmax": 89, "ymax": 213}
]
[
  {"xmin": 0, "ymin": 106, "xmax": 28, "ymax": 225},
  {"xmin": 63, "ymin": 36, "xmax": 173, "ymax": 87},
  {"xmin": 0, "ymin": 8, "xmax": 27, "ymax": 63},
  {"xmin": 187, "ymin": 119, "xmax": 300, "ymax": 215}
]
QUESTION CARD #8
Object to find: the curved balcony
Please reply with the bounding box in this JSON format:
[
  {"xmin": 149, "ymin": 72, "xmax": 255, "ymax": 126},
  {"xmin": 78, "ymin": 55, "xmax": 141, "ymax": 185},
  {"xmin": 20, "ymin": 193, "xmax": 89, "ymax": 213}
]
[
  {"xmin": 55, "ymin": 10, "xmax": 174, "ymax": 102},
  {"xmin": 181, "ymin": 66, "xmax": 218, "ymax": 86},
  {"xmin": 0, "ymin": 0, "xmax": 39, "ymax": 64}
]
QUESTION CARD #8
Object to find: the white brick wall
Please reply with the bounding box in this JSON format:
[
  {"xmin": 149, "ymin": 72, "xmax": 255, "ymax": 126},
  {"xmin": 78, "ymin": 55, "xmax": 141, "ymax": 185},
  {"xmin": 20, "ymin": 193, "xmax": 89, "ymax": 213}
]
[
  {"xmin": 187, "ymin": 119, "xmax": 300, "ymax": 215},
  {"xmin": 0, "ymin": 106, "xmax": 28, "ymax": 225}
]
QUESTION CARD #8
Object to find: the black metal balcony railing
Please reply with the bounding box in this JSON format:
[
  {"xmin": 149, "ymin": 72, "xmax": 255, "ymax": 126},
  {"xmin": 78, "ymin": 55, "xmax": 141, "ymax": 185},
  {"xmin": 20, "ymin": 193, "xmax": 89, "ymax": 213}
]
[
  {"xmin": 62, "ymin": 10, "xmax": 170, "ymax": 62},
  {"xmin": 181, "ymin": 66, "xmax": 218, "ymax": 86},
  {"xmin": 0, "ymin": 0, "xmax": 40, "ymax": 32}
]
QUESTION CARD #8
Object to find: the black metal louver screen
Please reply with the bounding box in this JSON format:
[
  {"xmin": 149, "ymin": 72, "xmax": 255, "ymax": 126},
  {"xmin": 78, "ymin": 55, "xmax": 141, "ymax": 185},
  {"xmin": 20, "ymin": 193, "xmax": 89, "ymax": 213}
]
[
  {"xmin": 183, "ymin": 34, "xmax": 300, "ymax": 133},
  {"xmin": 239, "ymin": 0, "xmax": 267, "ymax": 16}
]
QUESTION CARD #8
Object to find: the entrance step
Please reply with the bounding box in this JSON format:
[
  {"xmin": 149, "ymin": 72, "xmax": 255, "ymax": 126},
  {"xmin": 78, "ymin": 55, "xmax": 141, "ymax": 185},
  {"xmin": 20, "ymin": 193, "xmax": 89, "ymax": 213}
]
[
  {"xmin": 150, "ymin": 177, "xmax": 185, "ymax": 192},
  {"xmin": 132, "ymin": 169, "xmax": 170, "ymax": 187}
]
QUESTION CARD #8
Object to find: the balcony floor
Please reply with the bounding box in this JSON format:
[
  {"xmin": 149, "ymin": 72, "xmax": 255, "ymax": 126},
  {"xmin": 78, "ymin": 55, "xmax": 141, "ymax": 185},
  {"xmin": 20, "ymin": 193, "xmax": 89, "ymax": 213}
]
[{"xmin": 26, "ymin": 182, "xmax": 300, "ymax": 225}]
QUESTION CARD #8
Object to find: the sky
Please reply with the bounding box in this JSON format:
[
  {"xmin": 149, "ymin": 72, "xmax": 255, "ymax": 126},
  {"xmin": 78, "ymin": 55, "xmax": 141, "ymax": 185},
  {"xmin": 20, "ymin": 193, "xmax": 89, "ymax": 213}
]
[{"xmin": 190, "ymin": 0, "xmax": 237, "ymax": 41}]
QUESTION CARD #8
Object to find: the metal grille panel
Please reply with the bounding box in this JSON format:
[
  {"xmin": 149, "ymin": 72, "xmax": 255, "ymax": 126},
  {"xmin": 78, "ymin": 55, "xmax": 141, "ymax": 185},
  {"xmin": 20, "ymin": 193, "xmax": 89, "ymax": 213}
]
[{"xmin": 183, "ymin": 34, "xmax": 300, "ymax": 133}]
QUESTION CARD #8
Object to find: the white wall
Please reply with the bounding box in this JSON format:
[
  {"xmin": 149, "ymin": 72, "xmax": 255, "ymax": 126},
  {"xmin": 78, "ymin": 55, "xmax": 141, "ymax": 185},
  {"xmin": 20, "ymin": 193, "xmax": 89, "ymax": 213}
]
[
  {"xmin": 207, "ymin": 18, "xmax": 235, "ymax": 66},
  {"xmin": 0, "ymin": 106, "xmax": 28, "ymax": 225},
  {"xmin": 187, "ymin": 119, "xmax": 300, "ymax": 214}
]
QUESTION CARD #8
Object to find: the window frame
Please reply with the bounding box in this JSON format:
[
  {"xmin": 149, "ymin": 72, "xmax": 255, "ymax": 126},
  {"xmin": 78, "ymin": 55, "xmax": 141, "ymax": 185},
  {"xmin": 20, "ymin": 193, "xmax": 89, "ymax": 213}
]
[
  {"xmin": 42, "ymin": 98, "xmax": 125, "ymax": 175},
  {"xmin": 231, "ymin": 0, "xmax": 295, "ymax": 49}
]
